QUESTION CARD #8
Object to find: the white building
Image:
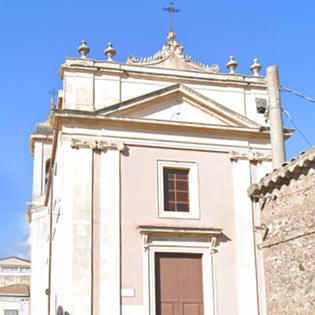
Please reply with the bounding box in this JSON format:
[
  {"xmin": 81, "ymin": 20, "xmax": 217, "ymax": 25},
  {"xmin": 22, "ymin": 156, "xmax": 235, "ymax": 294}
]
[
  {"xmin": 28, "ymin": 31, "xmax": 292, "ymax": 315},
  {"xmin": 0, "ymin": 257, "xmax": 30, "ymax": 315}
]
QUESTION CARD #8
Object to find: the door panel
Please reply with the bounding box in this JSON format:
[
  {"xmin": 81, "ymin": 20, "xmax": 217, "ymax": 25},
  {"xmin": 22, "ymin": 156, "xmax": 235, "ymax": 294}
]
[
  {"xmin": 155, "ymin": 253, "xmax": 203, "ymax": 315},
  {"xmin": 183, "ymin": 303, "xmax": 202, "ymax": 315},
  {"xmin": 160, "ymin": 303, "xmax": 175, "ymax": 315}
]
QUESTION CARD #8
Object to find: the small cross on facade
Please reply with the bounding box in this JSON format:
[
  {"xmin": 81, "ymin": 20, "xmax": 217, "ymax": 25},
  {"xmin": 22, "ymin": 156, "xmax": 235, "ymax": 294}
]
[
  {"xmin": 48, "ymin": 88, "xmax": 57, "ymax": 108},
  {"xmin": 163, "ymin": 1, "xmax": 180, "ymax": 32}
]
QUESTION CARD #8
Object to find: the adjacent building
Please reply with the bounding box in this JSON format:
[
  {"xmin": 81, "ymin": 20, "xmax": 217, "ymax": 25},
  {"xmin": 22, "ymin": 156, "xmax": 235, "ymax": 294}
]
[
  {"xmin": 28, "ymin": 31, "xmax": 292, "ymax": 315},
  {"xmin": 0, "ymin": 257, "xmax": 30, "ymax": 315},
  {"xmin": 248, "ymin": 147, "xmax": 315, "ymax": 315}
]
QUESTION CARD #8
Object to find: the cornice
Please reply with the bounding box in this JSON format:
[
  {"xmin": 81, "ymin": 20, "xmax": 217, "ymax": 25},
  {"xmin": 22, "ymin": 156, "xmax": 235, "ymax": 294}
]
[
  {"xmin": 54, "ymin": 112, "xmax": 281, "ymax": 140},
  {"xmin": 138, "ymin": 225, "xmax": 222, "ymax": 236},
  {"xmin": 29, "ymin": 134, "xmax": 53, "ymax": 155},
  {"xmin": 60, "ymin": 58, "xmax": 267, "ymax": 90}
]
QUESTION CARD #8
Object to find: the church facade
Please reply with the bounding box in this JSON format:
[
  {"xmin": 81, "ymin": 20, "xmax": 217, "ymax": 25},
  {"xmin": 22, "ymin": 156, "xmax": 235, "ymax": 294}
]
[{"xmin": 28, "ymin": 31, "xmax": 291, "ymax": 315}]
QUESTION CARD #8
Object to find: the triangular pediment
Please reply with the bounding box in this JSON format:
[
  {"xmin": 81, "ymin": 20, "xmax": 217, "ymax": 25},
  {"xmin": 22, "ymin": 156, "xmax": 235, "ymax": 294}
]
[{"xmin": 98, "ymin": 84, "xmax": 261, "ymax": 129}]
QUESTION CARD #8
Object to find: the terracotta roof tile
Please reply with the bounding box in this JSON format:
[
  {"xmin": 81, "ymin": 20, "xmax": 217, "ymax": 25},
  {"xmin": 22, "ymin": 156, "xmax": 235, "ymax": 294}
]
[
  {"xmin": 248, "ymin": 146, "xmax": 315, "ymax": 199},
  {"xmin": 0, "ymin": 284, "xmax": 30, "ymax": 296}
]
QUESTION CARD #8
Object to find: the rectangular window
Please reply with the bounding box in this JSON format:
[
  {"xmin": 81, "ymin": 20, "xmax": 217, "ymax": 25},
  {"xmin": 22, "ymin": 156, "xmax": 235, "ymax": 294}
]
[
  {"xmin": 157, "ymin": 160, "xmax": 199, "ymax": 219},
  {"xmin": 163, "ymin": 169, "xmax": 189, "ymax": 212},
  {"xmin": 2, "ymin": 267, "xmax": 19, "ymax": 273}
]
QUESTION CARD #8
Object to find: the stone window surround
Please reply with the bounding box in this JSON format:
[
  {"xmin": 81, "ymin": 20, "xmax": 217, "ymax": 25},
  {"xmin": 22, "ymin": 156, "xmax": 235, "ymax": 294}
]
[{"xmin": 157, "ymin": 160, "xmax": 199, "ymax": 219}]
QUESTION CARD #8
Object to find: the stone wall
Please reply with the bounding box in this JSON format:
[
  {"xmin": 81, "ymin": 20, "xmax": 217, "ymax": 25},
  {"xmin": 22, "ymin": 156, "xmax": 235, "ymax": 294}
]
[{"xmin": 259, "ymin": 168, "xmax": 315, "ymax": 314}]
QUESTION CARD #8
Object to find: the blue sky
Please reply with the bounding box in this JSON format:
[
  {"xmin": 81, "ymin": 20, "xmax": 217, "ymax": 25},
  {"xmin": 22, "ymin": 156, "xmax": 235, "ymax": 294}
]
[{"xmin": 0, "ymin": 0, "xmax": 314, "ymax": 259}]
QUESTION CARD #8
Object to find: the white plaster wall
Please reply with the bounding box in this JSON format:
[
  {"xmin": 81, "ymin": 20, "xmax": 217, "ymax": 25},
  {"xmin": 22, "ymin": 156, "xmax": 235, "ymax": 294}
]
[
  {"xmin": 123, "ymin": 99, "xmax": 227, "ymax": 125},
  {"xmin": 254, "ymin": 160, "xmax": 272, "ymax": 315},
  {"xmin": 49, "ymin": 140, "xmax": 74, "ymax": 315},
  {"xmin": 0, "ymin": 297, "xmax": 30, "ymax": 315},
  {"xmin": 70, "ymin": 146, "xmax": 92, "ymax": 314},
  {"xmin": 121, "ymin": 77, "xmax": 268, "ymax": 126},
  {"xmin": 121, "ymin": 304, "xmax": 145, "ymax": 315},
  {"xmin": 94, "ymin": 74, "xmax": 120, "ymax": 110},
  {"xmin": 120, "ymin": 78, "xmax": 168, "ymax": 103},
  {"xmin": 32, "ymin": 142, "xmax": 43, "ymax": 200},
  {"xmin": 244, "ymin": 89, "xmax": 268, "ymax": 126},
  {"xmin": 63, "ymin": 72, "xmax": 94, "ymax": 111},
  {"xmin": 62, "ymin": 67, "xmax": 268, "ymax": 126},
  {"xmin": 30, "ymin": 207, "xmax": 49, "ymax": 315},
  {"xmin": 98, "ymin": 150, "xmax": 121, "ymax": 314},
  {"xmin": 49, "ymin": 141, "xmax": 92, "ymax": 315},
  {"xmin": 32, "ymin": 142, "xmax": 52, "ymax": 200},
  {"xmin": 232, "ymin": 159, "xmax": 259, "ymax": 315},
  {"xmin": 30, "ymin": 139, "xmax": 52, "ymax": 315},
  {"xmin": 187, "ymin": 83, "xmax": 246, "ymax": 116}
]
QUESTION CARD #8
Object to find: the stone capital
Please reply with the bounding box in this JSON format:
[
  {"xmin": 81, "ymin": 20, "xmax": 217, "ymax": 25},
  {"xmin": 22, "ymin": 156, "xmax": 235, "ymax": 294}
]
[
  {"xmin": 70, "ymin": 138, "xmax": 125, "ymax": 152},
  {"xmin": 230, "ymin": 150, "xmax": 272, "ymax": 162}
]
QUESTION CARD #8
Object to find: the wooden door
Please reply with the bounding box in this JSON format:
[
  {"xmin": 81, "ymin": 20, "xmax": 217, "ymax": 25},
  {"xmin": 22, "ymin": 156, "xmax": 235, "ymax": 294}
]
[{"xmin": 155, "ymin": 253, "xmax": 203, "ymax": 315}]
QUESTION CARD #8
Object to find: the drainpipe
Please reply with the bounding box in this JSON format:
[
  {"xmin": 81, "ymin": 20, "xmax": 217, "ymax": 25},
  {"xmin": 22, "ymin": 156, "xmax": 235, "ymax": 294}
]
[
  {"xmin": 266, "ymin": 65, "xmax": 286, "ymax": 169},
  {"xmin": 47, "ymin": 161, "xmax": 54, "ymax": 315}
]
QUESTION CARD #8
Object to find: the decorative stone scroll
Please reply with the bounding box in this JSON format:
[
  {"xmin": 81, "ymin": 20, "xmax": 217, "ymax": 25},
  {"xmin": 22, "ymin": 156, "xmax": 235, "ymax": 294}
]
[
  {"xmin": 127, "ymin": 31, "xmax": 219, "ymax": 73},
  {"xmin": 230, "ymin": 150, "xmax": 272, "ymax": 162},
  {"xmin": 70, "ymin": 138, "xmax": 124, "ymax": 151}
]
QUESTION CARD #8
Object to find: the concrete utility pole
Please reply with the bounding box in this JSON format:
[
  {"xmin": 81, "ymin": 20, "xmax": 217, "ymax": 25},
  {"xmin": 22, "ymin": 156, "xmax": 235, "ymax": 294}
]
[{"xmin": 266, "ymin": 65, "xmax": 286, "ymax": 169}]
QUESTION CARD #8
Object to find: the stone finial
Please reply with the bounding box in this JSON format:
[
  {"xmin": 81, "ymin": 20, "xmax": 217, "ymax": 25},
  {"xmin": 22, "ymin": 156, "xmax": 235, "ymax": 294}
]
[
  {"xmin": 226, "ymin": 56, "xmax": 238, "ymax": 74},
  {"xmin": 167, "ymin": 31, "xmax": 176, "ymax": 41},
  {"xmin": 250, "ymin": 58, "xmax": 262, "ymax": 76},
  {"xmin": 104, "ymin": 42, "xmax": 116, "ymax": 61},
  {"xmin": 77, "ymin": 40, "xmax": 90, "ymax": 58}
]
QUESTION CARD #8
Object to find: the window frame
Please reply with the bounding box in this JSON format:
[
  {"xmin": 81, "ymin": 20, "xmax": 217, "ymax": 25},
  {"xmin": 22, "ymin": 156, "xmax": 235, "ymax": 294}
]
[{"xmin": 157, "ymin": 160, "xmax": 200, "ymax": 219}]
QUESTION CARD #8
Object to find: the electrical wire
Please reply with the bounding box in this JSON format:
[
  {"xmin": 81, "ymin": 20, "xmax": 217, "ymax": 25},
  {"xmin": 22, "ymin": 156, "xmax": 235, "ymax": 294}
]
[
  {"xmin": 282, "ymin": 108, "xmax": 313, "ymax": 147},
  {"xmin": 279, "ymin": 85, "xmax": 314, "ymax": 147},
  {"xmin": 280, "ymin": 85, "xmax": 315, "ymax": 103}
]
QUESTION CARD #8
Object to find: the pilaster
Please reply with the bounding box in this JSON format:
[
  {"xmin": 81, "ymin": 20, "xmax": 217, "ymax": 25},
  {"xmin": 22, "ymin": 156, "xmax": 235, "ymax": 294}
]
[
  {"xmin": 98, "ymin": 147, "xmax": 121, "ymax": 314},
  {"xmin": 232, "ymin": 159, "xmax": 259, "ymax": 315}
]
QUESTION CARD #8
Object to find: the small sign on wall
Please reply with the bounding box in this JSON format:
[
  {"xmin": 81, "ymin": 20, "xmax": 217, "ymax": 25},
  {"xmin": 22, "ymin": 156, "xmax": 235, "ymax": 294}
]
[{"xmin": 121, "ymin": 288, "xmax": 135, "ymax": 297}]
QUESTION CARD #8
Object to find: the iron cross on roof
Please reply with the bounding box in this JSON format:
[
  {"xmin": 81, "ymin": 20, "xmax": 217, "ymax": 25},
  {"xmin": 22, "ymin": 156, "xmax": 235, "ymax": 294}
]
[{"xmin": 163, "ymin": 1, "xmax": 180, "ymax": 32}]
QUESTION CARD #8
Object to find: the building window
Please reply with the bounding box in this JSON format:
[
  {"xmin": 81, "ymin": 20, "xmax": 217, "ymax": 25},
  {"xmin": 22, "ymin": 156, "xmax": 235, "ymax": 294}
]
[
  {"xmin": 44, "ymin": 159, "xmax": 50, "ymax": 192},
  {"xmin": 5, "ymin": 310, "xmax": 18, "ymax": 315},
  {"xmin": 2, "ymin": 267, "xmax": 19, "ymax": 273},
  {"xmin": 157, "ymin": 160, "xmax": 199, "ymax": 219},
  {"xmin": 163, "ymin": 169, "xmax": 189, "ymax": 212}
]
